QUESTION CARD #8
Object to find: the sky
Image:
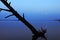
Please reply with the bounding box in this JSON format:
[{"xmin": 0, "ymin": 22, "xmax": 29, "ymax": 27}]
[
  {"xmin": 0, "ymin": 0, "xmax": 60, "ymax": 21},
  {"xmin": 0, "ymin": 0, "xmax": 60, "ymax": 12}
]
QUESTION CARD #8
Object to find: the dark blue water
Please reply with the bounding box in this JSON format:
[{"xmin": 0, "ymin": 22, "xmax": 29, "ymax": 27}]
[
  {"xmin": 0, "ymin": 21, "xmax": 60, "ymax": 40},
  {"xmin": 0, "ymin": 12, "xmax": 60, "ymax": 40}
]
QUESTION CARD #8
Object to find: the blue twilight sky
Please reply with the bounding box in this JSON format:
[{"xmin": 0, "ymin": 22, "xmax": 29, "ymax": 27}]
[
  {"xmin": 0, "ymin": 0, "xmax": 60, "ymax": 21},
  {"xmin": 0, "ymin": 0, "xmax": 60, "ymax": 11}
]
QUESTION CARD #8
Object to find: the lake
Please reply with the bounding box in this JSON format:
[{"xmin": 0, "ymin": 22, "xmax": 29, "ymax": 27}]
[{"xmin": 0, "ymin": 21, "xmax": 60, "ymax": 40}]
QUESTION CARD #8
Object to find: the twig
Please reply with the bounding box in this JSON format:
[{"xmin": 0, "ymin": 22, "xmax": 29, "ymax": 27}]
[{"xmin": 0, "ymin": 8, "xmax": 11, "ymax": 12}]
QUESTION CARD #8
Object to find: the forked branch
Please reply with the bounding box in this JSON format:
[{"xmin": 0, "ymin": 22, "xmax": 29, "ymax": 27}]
[
  {"xmin": 5, "ymin": 14, "xmax": 13, "ymax": 18},
  {"xmin": 0, "ymin": 0, "xmax": 38, "ymax": 35},
  {"xmin": 0, "ymin": 0, "xmax": 47, "ymax": 40}
]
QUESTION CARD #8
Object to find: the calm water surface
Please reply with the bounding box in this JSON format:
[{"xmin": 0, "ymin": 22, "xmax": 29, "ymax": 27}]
[{"xmin": 0, "ymin": 21, "xmax": 60, "ymax": 40}]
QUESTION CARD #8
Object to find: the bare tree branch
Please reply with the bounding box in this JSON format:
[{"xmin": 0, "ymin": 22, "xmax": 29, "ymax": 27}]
[
  {"xmin": 5, "ymin": 0, "xmax": 11, "ymax": 5},
  {"xmin": 9, "ymin": 2, "xmax": 11, "ymax": 5},
  {"xmin": 23, "ymin": 13, "xmax": 25, "ymax": 19},
  {"xmin": 0, "ymin": 0, "xmax": 38, "ymax": 35},
  {"xmin": 5, "ymin": 14, "xmax": 13, "ymax": 18},
  {"xmin": 0, "ymin": 8, "xmax": 11, "ymax": 12},
  {"xmin": 0, "ymin": 0, "xmax": 47, "ymax": 40}
]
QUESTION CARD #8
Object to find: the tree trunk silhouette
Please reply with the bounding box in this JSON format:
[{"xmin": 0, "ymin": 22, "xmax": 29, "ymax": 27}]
[
  {"xmin": 0, "ymin": 0, "xmax": 38, "ymax": 35},
  {"xmin": 0, "ymin": 0, "xmax": 47, "ymax": 40}
]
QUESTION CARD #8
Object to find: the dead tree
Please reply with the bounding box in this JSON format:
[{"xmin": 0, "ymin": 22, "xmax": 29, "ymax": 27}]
[{"xmin": 0, "ymin": 0, "xmax": 47, "ymax": 40}]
